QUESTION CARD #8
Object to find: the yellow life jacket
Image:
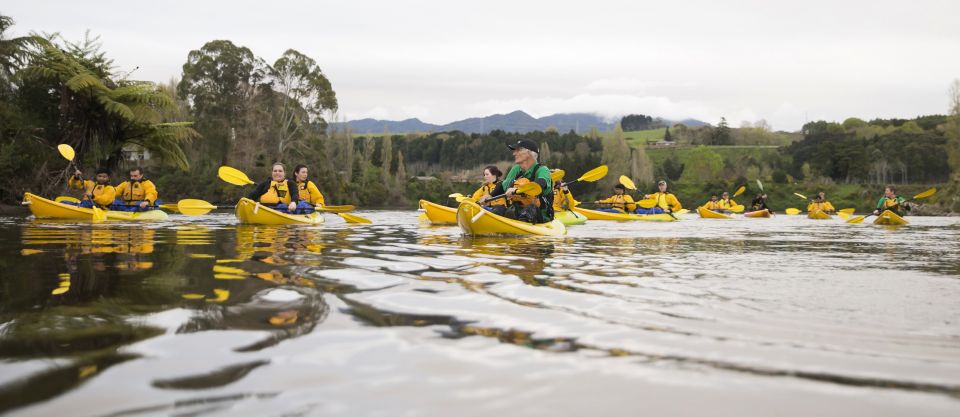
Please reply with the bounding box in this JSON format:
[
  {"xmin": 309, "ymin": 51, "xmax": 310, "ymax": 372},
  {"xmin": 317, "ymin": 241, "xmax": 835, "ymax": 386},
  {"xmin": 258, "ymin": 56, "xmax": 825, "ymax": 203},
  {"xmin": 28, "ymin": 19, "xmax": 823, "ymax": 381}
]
[
  {"xmin": 259, "ymin": 180, "xmax": 293, "ymax": 205},
  {"xmin": 116, "ymin": 179, "xmax": 158, "ymax": 204},
  {"xmin": 703, "ymin": 201, "xmax": 720, "ymax": 210},
  {"xmin": 472, "ymin": 182, "xmax": 506, "ymax": 207},
  {"xmin": 297, "ymin": 180, "xmax": 325, "ymax": 205},
  {"xmin": 718, "ymin": 198, "xmax": 737, "ymax": 209}
]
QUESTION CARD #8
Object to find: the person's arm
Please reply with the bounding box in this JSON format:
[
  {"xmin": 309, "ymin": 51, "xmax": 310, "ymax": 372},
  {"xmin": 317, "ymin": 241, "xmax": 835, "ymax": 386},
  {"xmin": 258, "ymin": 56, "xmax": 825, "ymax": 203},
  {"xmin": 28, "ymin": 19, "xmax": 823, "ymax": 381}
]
[
  {"xmin": 669, "ymin": 194, "xmax": 682, "ymax": 211},
  {"xmin": 533, "ymin": 166, "xmax": 551, "ymax": 194},
  {"xmin": 308, "ymin": 181, "xmax": 324, "ymax": 205},
  {"xmin": 287, "ymin": 180, "xmax": 300, "ymax": 204},
  {"xmin": 489, "ymin": 166, "xmax": 519, "ymax": 198},
  {"xmin": 114, "ymin": 181, "xmax": 128, "ymax": 199},
  {"xmin": 143, "ymin": 181, "xmax": 158, "ymax": 205},
  {"xmin": 94, "ymin": 186, "xmax": 116, "ymax": 206},
  {"xmin": 248, "ymin": 180, "xmax": 270, "ymax": 201},
  {"xmin": 68, "ymin": 176, "xmax": 89, "ymax": 192},
  {"xmin": 624, "ymin": 195, "xmax": 636, "ymax": 212}
]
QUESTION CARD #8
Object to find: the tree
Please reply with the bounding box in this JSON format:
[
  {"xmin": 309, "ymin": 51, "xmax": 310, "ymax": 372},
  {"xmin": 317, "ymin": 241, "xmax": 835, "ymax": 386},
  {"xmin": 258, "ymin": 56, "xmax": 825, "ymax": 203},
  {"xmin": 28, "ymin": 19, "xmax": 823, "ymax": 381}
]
[
  {"xmin": 268, "ymin": 49, "xmax": 337, "ymax": 160},
  {"xmin": 663, "ymin": 127, "xmax": 673, "ymax": 142},
  {"xmin": 947, "ymin": 79, "xmax": 960, "ymax": 182},
  {"xmin": 621, "ymin": 114, "xmax": 654, "ymax": 131},
  {"xmin": 662, "ymin": 154, "xmax": 684, "ymax": 181},
  {"xmin": 600, "ymin": 123, "xmax": 631, "ymax": 188},
  {"xmin": 681, "ymin": 146, "xmax": 724, "ymax": 182},
  {"xmin": 0, "ymin": 15, "xmax": 38, "ymax": 94},
  {"xmin": 712, "ymin": 117, "xmax": 732, "ymax": 145}
]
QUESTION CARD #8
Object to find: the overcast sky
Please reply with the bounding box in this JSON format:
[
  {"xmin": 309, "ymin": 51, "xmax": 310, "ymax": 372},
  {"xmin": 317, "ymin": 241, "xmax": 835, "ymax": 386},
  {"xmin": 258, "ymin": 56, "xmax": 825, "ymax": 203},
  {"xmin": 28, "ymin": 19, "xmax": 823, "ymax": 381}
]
[{"xmin": 5, "ymin": 0, "xmax": 959, "ymax": 130}]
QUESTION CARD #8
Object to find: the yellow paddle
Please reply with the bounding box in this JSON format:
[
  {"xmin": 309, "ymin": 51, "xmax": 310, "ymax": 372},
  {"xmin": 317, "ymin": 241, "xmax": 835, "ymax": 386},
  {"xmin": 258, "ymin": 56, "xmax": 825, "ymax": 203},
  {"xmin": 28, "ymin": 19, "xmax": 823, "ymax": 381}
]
[
  {"xmin": 217, "ymin": 166, "xmax": 255, "ymax": 186},
  {"xmin": 785, "ymin": 208, "xmax": 801, "ymax": 215},
  {"xmin": 448, "ymin": 193, "xmax": 464, "ymax": 199},
  {"xmin": 218, "ymin": 165, "xmax": 371, "ymax": 223},
  {"xmin": 732, "ymin": 185, "xmax": 746, "ymax": 198},
  {"xmin": 176, "ymin": 199, "xmax": 218, "ymax": 216},
  {"xmin": 847, "ymin": 187, "xmax": 937, "ymax": 224},
  {"xmin": 618, "ymin": 176, "xmax": 659, "ymax": 209},
  {"xmin": 461, "ymin": 181, "xmax": 542, "ymax": 203},
  {"xmin": 550, "ymin": 169, "xmax": 565, "ymax": 183},
  {"xmin": 561, "ymin": 165, "xmax": 608, "ymax": 187},
  {"xmin": 91, "ymin": 206, "xmax": 106, "ymax": 222},
  {"xmin": 730, "ymin": 204, "xmax": 745, "ymax": 213},
  {"xmin": 793, "ymin": 192, "xmax": 808, "ymax": 200},
  {"xmin": 316, "ymin": 205, "xmax": 355, "ymax": 213},
  {"xmin": 57, "ymin": 144, "xmax": 76, "ymax": 162}
]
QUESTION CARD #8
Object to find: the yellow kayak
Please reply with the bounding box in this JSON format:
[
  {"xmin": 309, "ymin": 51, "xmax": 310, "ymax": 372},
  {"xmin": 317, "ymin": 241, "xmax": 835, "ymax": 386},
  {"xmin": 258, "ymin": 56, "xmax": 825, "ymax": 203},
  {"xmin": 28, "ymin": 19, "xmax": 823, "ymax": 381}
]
[
  {"xmin": 697, "ymin": 206, "xmax": 733, "ymax": 219},
  {"xmin": 571, "ymin": 206, "xmax": 676, "ymax": 222},
  {"xmin": 23, "ymin": 192, "xmax": 169, "ymax": 221},
  {"xmin": 457, "ymin": 200, "xmax": 565, "ymax": 236},
  {"xmin": 235, "ymin": 198, "xmax": 324, "ymax": 225},
  {"xmin": 874, "ymin": 210, "xmax": 908, "ymax": 226},
  {"xmin": 744, "ymin": 209, "xmax": 771, "ymax": 218},
  {"xmin": 555, "ymin": 210, "xmax": 587, "ymax": 225},
  {"xmin": 808, "ymin": 210, "xmax": 832, "ymax": 220},
  {"xmin": 419, "ymin": 199, "xmax": 457, "ymax": 224}
]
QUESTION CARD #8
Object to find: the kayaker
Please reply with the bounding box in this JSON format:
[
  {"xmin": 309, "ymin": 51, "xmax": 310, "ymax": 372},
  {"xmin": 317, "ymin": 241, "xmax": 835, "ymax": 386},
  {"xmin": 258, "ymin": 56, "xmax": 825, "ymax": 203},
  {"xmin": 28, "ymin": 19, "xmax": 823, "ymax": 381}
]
[
  {"xmin": 471, "ymin": 165, "xmax": 507, "ymax": 215},
  {"xmin": 113, "ymin": 167, "xmax": 158, "ymax": 210},
  {"xmin": 248, "ymin": 162, "xmax": 300, "ymax": 213},
  {"xmin": 717, "ymin": 191, "xmax": 738, "ymax": 213},
  {"xmin": 294, "ymin": 164, "xmax": 325, "ymax": 212},
  {"xmin": 637, "ymin": 180, "xmax": 682, "ymax": 214},
  {"xmin": 552, "ymin": 181, "xmax": 577, "ymax": 212},
  {"xmin": 478, "ymin": 140, "xmax": 553, "ymax": 223},
  {"xmin": 873, "ymin": 185, "xmax": 908, "ymax": 216},
  {"xmin": 807, "ymin": 193, "xmax": 835, "ymax": 214},
  {"xmin": 595, "ymin": 184, "xmax": 636, "ymax": 213},
  {"xmin": 750, "ymin": 193, "xmax": 770, "ymax": 212},
  {"xmin": 69, "ymin": 168, "xmax": 117, "ymax": 209},
  {"xmin": 702, "ymin": 195, "xmax": 722, "ymax": 212}
]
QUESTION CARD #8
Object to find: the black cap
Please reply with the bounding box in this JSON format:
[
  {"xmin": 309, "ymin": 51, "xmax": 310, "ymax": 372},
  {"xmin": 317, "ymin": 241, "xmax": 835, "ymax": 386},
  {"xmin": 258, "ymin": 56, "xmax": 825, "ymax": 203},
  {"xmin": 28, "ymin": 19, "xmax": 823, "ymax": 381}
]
[
  {"xmin": 96, "ymin": 167, "xmax": 110, "ymax": 175},
  {"xmin": 614, "ymin": 184, "xmax": 626, "ymax": 191},
  {"xmin": 507, "ymin": 139, "xmax": 539, "ymax": 154}
]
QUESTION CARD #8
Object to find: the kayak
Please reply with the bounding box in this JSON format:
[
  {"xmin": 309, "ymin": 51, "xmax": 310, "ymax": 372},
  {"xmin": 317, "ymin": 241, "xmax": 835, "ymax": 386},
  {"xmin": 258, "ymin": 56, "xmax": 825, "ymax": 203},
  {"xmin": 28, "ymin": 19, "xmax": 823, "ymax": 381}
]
[
  {"xmin": 744, "ymin": 209, "xmax": 771, "ymax": 218},
  {"xmin": 571, "ymin": 206, "xmax": 676, "ymax": 222},
  {"xmin": 457, "ymin": 200, "xmax": 565, "ymax": 236},
  {"xmin": 235, "ymin": 198, "xmax": 324, "ymax": 225},
  {"xmin": 555, "ymin": 210, "xmax": 587, "ymax": 225},
  {"xmin": 808, "ymin": 210, "xmax": 831, "ymax": 220},
  {"xmin": 419, "ymin": 199, "xmax": 457, "ymax": 225},
  {"xmin": 697, "ymin": 206, "xmax": 733, "ymax": 219},
  {"xmin": 874, "ymin": 210, "xmax": 908, "ymax": 226},
  {"xmin": 23, "ymin": 192, "xmax": 169, "ymax": 221}
]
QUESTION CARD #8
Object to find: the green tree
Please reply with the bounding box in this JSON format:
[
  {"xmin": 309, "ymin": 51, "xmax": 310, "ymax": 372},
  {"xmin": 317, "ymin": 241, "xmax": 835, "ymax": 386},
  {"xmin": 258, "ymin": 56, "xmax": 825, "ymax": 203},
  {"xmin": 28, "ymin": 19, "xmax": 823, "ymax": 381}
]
[
  {"xmin": 681, "ymin": 146, "xmax": 724, "ymax": 182},
  {"xmin": 712, "ymin": 117, "xmax": 731, "ymax": 145},
  {"xmin": 600, "ymin": 123, "xmax": 631, "ymax": 188},
  {"xmin": 663, "ymin": 126, "xmax": 673, "ymax": 142},
  {"xmin": 268, "ymin": 49, "xmax": 337, "ymax": 160}
]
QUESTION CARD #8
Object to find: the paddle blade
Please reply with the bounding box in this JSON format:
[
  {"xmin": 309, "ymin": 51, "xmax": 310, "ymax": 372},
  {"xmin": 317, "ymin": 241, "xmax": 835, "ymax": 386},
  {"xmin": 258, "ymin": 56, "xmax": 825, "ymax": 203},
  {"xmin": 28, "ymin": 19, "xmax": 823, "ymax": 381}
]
[
  {"xmin": 793, "ymin": 192, "xmax": 807, "ymax": 200},
  {"xmin": 91, "ymin": 206, "xmax": 106, "ymax": 222},
  {"xmin": 839, "ymin": 208, "xmax": 855, "ymax": 214},
  {"xmin": 57, "ymin": 144, "xmax": 75, "ymax": 161},
  {"xmin": 550, "ymin": 169, "xmax": 565, "ymax": 183},
  {"xmin": 516, "ymin": 181, "xmax": 542, "ymax": 196},
  {"xmin": 316, "ymin": 205, "xmax": 355, "ymax": 213},
  {"xmin": 912, "ymin": 187, "xmax": 937, "ymax": 200},
  {"xmin": 838, "ymin": 212, "xmax": 851, "ymax": 219},
  {"xmin": 218, "ymin": 166, "xmax": 255, "ymax": 186},
  {"xmin": 448, "ymin": 193, "xmax": 463, "ymax": 199},
  {"xmin": 731, "ymin": 204, "xmax": 745, "ymax": 213},
  {"xmin": 619, "ymin": 175, "xmax": 637, "ymax": 190},
  {"xmin": 339, "ymin": 212, "xmax": 372, "ymax": 224},
  {"xmin": 756, "ymin": 179, "xmax": 764, "ymax": 192},
  {"xmin": 55, "ymin": 196, "xmax": 81, "ymax": 204},
  {"xmin": 159, "ymin": 203, "xmax": 180, "ymax": 213},
  {"xmin": 847, "ymin": 215, "xmax": 866, "ymax": 224},
  {"xmin": 577, "ymin": 165, "xmax": 608, "ymax": 183},
  {"xmin": 733, "ymin": 185, "xmax": 746, "ymax": 197},
  {"xmin": 785, "ymin": 208, "xmax": 801, "ymax": 215},
  {"xmin": 177, "ymin": 199, "xmax": 217, "ymax": 216}
]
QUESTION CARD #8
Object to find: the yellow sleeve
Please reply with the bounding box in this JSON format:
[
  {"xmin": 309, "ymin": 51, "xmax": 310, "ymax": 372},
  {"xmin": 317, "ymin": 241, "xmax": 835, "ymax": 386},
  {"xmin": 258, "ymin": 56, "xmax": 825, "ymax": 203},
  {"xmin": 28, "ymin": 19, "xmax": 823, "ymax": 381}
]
[
  {"xmin": 807, "ymin": 202, "xmax": 814, "ymax": 212},
  {"xmin": 552, "ymin": 192, "xmax": 565, "ymax": 211},
  {"xmin": 69, "ymin": 177, "xmax": 92, "ymax": 192},
  {"xmin": 308, "ymin": 181, "xmax": 324, "ymax": 205},
  {"xmin": 143, "ymin": 181, "xmax": 158, "ymax": 204},
  {"xmin": 94, "ymin": 186, "xmax": 116, "ymax": 206},
  {"xmin": 471, "ymin": 185, "xmax": 486, "ymax": 201},
  {"xmin": 824, "ymin": 202, "xmax": 835, "ymax": 212},
  {"xmin": 669, "ymin": 194, "xmax": 682, "ymax": 211},
  {"xmin": 624, "ymin": 195, "xmax": 636, "ymax": 212},
  {"xmin": 114, "ymin": 181, "xmax": 128, "ymax": 198}
]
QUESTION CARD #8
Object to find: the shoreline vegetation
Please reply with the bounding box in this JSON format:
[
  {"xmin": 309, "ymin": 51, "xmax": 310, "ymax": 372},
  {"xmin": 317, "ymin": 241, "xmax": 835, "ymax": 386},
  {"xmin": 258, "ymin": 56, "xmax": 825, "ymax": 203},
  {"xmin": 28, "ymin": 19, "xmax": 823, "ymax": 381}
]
[{"xmin": 2, "ymin": 14, "xmax": 959, "ymax": 214}]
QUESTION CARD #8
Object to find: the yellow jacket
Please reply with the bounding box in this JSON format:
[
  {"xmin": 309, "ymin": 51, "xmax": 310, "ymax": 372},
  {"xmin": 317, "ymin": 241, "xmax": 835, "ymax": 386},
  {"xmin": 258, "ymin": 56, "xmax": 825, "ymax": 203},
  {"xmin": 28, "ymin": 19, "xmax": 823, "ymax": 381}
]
[
  {"xmin": 647, "ymin": 192, "xmax": 682, "ymax": 212},
  {"xmin": 598, "ymin": 194, "xmax": 636, "ymax": 213},
  {"xmin": 68, "ymin": 177, "xmax": 116, "ymax": 207},
  {"xmin": 718, "ymin": 198, "xmax": 738, "ymax": 210},
  {"xmin": 297, "ymin": 180, "xmax": 325, "ymax": 205},
  {"xmin": 115, "ymin": 179, "xmax": 158, "ymax": 204},
  {"xmin": 702, "ymin": 200, "xmax": 721, "ymax": 210},
  {"xmin": 552, "ymin": 189, "xmax": 577, "ymax": 211},
  {"xmin": 807, "ymin": 201, "xmax": 836, "ymax": 213},
  {"xmin": 471, "ymin": 183, "xmax": 506, "ymax": 207}
]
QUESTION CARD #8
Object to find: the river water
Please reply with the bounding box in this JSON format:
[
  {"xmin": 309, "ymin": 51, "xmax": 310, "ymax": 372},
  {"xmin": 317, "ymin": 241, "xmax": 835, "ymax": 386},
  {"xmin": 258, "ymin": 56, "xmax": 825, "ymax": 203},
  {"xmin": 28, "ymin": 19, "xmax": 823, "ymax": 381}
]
[{"xmin": 0, "ymin": 211, "xmax": 959, "ymax": 416}]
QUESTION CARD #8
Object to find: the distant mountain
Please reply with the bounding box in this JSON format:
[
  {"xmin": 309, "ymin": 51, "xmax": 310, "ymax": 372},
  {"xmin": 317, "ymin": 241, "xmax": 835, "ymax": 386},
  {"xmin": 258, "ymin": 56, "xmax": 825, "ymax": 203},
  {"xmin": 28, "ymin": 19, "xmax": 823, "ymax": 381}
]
[{"xmin": 334, "ymin": 111, "xmax": 705, "ymax": 134}]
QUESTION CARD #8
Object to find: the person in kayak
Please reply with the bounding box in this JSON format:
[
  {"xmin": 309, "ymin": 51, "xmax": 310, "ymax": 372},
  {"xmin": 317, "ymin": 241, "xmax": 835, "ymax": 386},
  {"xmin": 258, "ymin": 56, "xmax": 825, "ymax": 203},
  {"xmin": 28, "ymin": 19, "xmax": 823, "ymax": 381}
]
[
  {"xmin": 478, "ymin": 139, "xmax": 553, "ymax": 224},
  {"xmin": 552, "ymin": 179, "xmax": 577, "ymax": 213},
  {"xmin": 248, "ymin": 162, "xmax": 300, "ymax": 213},
  {"xmin": 873, "ymin": 185, "xmax": 908, "ymax": 216},
  {"xmin": 113, "ymin": 167, "xmax": 158, "ymax": 211},
  {"xmin": 595, "ymin": 184, "xmax": 636, "ymax": 213},
  {"xmin": 807, "ymin": 193, "xmax": 835, "ymax": 214},
  {"xmin": 702, "ymin": 195, "xmax": 722, "ymax": 212},
  {"xmin": 750, "ymin": 193, "xmax": 770, "ymax": 212},
  {"xmin": 636, "ymin": 180, "xmax": 682, "ymax": 214},
  {"xmin": 69, "ymin": 167, "xmax": 117, "ymax": 209},
  {"xmin": 471, "ymin": 165, "xmax": 507, "ymax": 216},
  {"xmin": 717, "ymin": 191, "xmax": 738, "ymax": 213},
  {"xmin": 293, "ymin": 164, "xmax": 325, "ymax": 213}
]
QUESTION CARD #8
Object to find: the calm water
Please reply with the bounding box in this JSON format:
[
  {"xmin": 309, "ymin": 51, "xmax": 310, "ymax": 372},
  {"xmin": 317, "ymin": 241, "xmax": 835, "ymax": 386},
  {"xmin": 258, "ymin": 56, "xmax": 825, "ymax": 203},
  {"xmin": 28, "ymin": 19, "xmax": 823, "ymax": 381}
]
[{"xmin": 1, "ymin": 211, "xmax": 959, "ymax": 416}]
